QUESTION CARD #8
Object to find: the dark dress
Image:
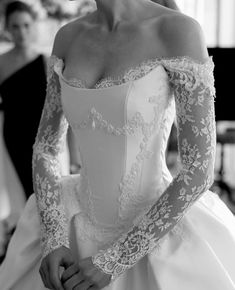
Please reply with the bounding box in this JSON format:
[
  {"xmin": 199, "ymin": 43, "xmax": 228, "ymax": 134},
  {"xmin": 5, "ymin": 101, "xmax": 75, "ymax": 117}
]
[{"xmin": 0, "ymin": 54, "xmax": 47, "ymax": 198}]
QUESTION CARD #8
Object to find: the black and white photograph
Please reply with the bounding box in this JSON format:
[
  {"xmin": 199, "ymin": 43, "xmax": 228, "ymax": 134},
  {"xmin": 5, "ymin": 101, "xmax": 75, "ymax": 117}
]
[{"xmin": 0, "ymin": 1, "xmax": 235, "ymax": 289}]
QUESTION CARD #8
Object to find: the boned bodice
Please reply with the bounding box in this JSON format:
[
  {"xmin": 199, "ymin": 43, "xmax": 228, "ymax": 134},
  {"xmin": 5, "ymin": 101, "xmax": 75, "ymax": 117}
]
[{"xmin": 55, "ymin": 61, "xmax": 176, "ymax": 246}]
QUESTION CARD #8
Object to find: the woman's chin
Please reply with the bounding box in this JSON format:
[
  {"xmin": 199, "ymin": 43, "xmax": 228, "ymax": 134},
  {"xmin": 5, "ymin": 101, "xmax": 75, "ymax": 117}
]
[{"xmin": 14, "ymin": 38, "xmax": 32, "ymax": 49}]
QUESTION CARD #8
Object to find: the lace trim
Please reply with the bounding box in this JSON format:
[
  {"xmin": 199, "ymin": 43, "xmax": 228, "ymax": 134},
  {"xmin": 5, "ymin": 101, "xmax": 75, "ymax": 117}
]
[
  {"xmin": 118, "ymin": 104, "xmax": 164, "ymax": 221},
  {"xmin": 72, "ymin": 107, "xmax": 144, "ymax": 136},
  {"xmin": 51, "ymin": 54, "xmax": 214, "ymax": 91},
  {"xmin": 161, "ymin": 57, "xmax": 215, "ymax": 96}
]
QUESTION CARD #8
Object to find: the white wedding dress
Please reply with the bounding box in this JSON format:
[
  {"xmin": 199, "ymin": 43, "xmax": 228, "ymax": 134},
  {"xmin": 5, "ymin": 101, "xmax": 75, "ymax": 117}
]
[{"xmin": 0, "ymin": 55, "xmax": 235, "ymax": 290}]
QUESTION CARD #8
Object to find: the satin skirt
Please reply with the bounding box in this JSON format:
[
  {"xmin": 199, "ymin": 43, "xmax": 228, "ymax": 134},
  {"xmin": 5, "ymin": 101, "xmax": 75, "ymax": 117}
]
[
  {"xmin": 0, "ymin": 181, "xmax": 235, "ymax": 290},
  {"xmin": 0, "ymin": 113, "xmax": 25, "ymax": 224}
]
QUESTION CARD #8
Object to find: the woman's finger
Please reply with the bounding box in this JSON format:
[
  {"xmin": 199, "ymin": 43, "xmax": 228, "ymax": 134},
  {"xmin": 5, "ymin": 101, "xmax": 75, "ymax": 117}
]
[
  {"xmin": 74, "ymin": 280, "xmax": 93, "ymax": 290},
  {"xmin": 48, "ymin": 261, "xmax": 64, "ymax": 290},
  {"xmin": 40, "ymin": 262, "xmax": 54, "ymax": 289},
  {"xmin": 61, "ymin": 252, "xmax": 74, "ymax": 269},
  {"xmin": 61, "ymin": 263, "xmax": 80, "ymax": 284},
  {"xmin": 87, "ymin": 285, "xmax": 99, "ymax": 290},
  {"xmin": 39, "ymin": 267, "xmax": 47, "ymax": 287},
  {"xmin": 63, "ymin": 271, "xmax": 85, "ymax": 290}
]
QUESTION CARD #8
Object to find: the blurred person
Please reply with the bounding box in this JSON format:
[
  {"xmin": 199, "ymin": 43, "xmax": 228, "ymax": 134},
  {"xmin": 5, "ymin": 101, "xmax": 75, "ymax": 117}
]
[
  {"xmin": 0, "ymin": 0, "xmax": 48, "ymax": 264},
  {"xmin": 0, "ymin": 1, "xmax": 77, "ymax": 240},
  {"xmin": 0, "ymin": 1, "xmax": 47, "ymax": 200},
  {"xmin": 1, "ymin": 0, "xmax": 235, "ymax": 290},
  {"xmin": 0, "ymin": 1, "xmax": 80, "ymax": 262}
]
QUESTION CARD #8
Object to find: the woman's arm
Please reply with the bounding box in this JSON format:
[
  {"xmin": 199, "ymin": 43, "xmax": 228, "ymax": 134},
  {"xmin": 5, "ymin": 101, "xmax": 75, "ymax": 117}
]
[
  {"xmin": 33, "ymin": 54, "xmax": 69, "ymax": 259},
  {"xmin": 91, "ymin": 17, "xmax": 216, "ymax": 280},
  {"xmin": 33, "ymin": 28, "xmax": 77, "ymax": 290}
]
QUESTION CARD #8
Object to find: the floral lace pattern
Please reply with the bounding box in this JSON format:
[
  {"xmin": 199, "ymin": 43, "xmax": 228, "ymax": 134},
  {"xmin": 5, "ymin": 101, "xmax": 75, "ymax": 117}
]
[
  {"xmin": 72, "ymin": 107, "xmax": 145, "ymax": 136},
  {"xmin": 54, "ymin": 56, "xmax": 163, "ymax": 89},
  {"xmin": 92, "ymin": 57, "xmax": 216, "ymax": 280},
  {"xmin": 54, "ymin": 55, "xmax": 214, "ymax": 91},
  {"xmin": 117, "ymin": 101, "xmax": 164, "ymax": 222},
  {"xmin": 32, "ymin": 55, "xmax": 69, "ymax": 257}
]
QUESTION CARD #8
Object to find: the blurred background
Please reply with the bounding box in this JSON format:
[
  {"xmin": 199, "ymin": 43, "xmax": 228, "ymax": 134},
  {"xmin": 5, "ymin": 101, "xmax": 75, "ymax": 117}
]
[
  {"xmin": 0, "ymin": 0, "xmax": 96, "ymax": 54},
  {"xmin": 0, "ymin": 0, "xmax": 235, "ymax": 260}
]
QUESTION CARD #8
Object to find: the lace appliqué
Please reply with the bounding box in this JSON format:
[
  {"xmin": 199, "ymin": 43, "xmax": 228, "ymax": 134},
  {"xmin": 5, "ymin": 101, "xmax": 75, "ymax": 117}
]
[
  {"xmin": 94, "ymin": 59, "xmax": 162, "ymax": 89},
  {"xmin": 73, "ymin": 107, "xmax": 145, "ymax": 136},
  {"xmin": 71, "ymin": 90, "xmax": 166, "ymax": 244},
  {"xmin": 70, "ymin": 103, "xmax": 165, "ymax": 245},
  {"xmin": 51, "ymin": 54, "xmax": 214, "ymax": 91},
  {"xmin": 92, "ymin": 57, "xmax": 216, "ymax": 280},
  {"xmin": 33, "ymin": 55, "xmax": 69, "ymax": 257},
  {"xmin": 118, "ymin": 103, "xmax": 164, "ymax": 222},
  {"xmin": 53, "ymin": 56, "xmax": 162, "ymax": 89}
]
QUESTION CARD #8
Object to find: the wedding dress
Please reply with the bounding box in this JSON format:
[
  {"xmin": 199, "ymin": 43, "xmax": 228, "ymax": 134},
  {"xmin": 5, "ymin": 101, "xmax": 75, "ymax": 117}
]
[{"xmin": 0, "ymin": 55, "xmax": 235, "ymax": 290}]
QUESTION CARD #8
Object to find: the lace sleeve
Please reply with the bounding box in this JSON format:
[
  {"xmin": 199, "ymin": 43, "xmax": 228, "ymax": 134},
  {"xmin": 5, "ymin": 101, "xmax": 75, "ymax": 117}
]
[
  {"xmin": 32, "ymin": 55, "xmax": 69, "ymax": 258},
  {"xmin": 92, "ymin": 57, "xmax": 216, "ymax": 280}
]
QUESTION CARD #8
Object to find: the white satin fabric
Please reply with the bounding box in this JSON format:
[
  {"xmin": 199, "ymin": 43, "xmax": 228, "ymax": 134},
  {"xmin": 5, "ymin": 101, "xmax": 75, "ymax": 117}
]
[
  {"xmin": 1, "ymin": 61, "xmax": 235, "ymax": 290},
  {"xmin": 0, "ymin": 112, "xmax": 25, "ymax": 225},
  {"xmin": 1, "ymin": 189, "xmax": 235, "ymax": 290}
]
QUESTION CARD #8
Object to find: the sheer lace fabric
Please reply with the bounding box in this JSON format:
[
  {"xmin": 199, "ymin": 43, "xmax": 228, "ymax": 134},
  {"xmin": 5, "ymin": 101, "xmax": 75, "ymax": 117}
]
[
  {"xmin": 91, "ymin": 57, "xmax": 216, "ymax": 280},
  {"xmin": 55, "ymin": 56, "xmax": 164, "ymax": 90},
  {"xmin": 32, "ymin": 56, "xmax": 69, "ymax": 257}
]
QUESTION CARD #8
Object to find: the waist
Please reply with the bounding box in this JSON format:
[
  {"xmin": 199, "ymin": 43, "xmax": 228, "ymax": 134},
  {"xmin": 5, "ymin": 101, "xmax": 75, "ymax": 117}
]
[{"xmin": 60, "ymin": 170, "xmax": 169, "ymax": 246}]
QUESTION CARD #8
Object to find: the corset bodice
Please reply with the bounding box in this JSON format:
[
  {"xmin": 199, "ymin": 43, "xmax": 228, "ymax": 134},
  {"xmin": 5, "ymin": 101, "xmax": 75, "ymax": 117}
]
[{"xmin": 54, "ymin": 61, "xmax": 176, "ymax": 245}]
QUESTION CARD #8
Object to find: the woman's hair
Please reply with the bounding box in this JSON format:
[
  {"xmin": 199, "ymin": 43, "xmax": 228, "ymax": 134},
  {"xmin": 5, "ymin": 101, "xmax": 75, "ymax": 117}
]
[{"xmin": 5, "ymin": 1, "xmax": 37, "ymax": 25}]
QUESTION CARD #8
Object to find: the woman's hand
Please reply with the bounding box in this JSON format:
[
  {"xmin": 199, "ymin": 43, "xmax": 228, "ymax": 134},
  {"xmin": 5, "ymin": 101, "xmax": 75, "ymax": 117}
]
[
  {"xmin": 39, "ymin": 246, "xmax": 75, "ymax": 290},
  {"xmin": 61, "ymin": 257, "xmax": 112, "ymax": 290}
]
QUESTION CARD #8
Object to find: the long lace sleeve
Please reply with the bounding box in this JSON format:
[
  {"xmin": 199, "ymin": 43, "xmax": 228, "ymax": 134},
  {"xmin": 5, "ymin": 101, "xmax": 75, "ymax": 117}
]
[
  {"xmin": 92, "ymin": 57, "xmax": 216, "ymax": 280},
  {"xmin": 32, "ymin": 55, "xmax": 69, "ymax": 258}
]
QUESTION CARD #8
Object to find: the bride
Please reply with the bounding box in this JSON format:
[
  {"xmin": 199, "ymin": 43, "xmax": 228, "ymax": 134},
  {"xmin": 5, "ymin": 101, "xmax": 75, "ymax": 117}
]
[{"xmin": 1, "ymin": 0, "xmax": 235, "ymax": 289}]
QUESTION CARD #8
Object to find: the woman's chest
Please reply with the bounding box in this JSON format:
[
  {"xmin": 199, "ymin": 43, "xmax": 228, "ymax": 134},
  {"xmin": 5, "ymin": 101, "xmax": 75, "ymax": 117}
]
[
  {"xmin": 63, "ymin": 27, "xmax": 165, "ymax": 89},
  {"xmin": 60, "ymin": 65, "xmax": 171, "ymax": 136}
]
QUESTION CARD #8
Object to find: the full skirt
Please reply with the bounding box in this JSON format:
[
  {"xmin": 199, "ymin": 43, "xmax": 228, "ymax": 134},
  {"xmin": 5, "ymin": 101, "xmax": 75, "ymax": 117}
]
[{"xmin": 0, "ymin": 178, "xmax": 235, "ymax": 290}]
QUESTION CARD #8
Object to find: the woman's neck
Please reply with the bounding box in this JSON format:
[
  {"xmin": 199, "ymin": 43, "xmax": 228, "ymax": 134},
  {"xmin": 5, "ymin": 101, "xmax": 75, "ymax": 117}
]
[
  {"xmin": 94, "ymin": 0, "xmax": 147, "ymax": 30},
  {"xmin": 12, "ymin": 44, "xmax": 37, "ymax": 60}
]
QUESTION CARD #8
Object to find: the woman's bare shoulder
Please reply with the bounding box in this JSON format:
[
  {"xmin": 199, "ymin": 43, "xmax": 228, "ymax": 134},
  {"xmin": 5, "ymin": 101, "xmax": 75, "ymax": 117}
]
[
  {"xmin": 156, "ymin": 12, "xmax": 208, "ymax": 61},
  {"xmin": 51, "ymin": 14, "xmax": 93, "ymax": 59}
]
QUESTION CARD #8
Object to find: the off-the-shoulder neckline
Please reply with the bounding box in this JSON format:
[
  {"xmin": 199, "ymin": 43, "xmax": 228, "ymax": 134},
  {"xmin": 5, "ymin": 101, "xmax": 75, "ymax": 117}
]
[
  {"xmin": 50, "ymin": 54, "xmax": 213, "ymax": 90},
  {"xmin": 50, "ymin": 54, "xmax": 213, "ymax": 66}
]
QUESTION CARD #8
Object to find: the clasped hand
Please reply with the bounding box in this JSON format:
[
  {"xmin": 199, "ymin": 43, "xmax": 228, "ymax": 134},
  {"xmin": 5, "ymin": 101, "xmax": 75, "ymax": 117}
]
[{"xmin": 39, "ymin": 246, "xmax": 111, "ymax": 290}]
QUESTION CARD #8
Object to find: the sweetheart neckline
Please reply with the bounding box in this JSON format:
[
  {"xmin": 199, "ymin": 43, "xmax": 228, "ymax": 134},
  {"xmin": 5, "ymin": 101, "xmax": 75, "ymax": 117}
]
[
  {"xmin": 52, "ymin": 54, "xmax": 213, "ymax": 91},
  {"xmin": 58, "ymin": 62, "xmax": 166, "ymax": 92}
]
